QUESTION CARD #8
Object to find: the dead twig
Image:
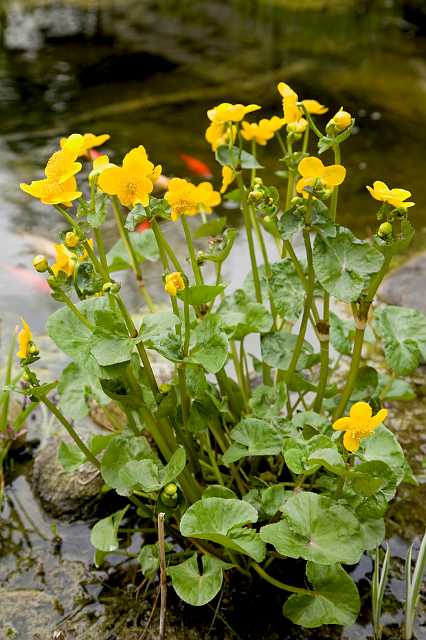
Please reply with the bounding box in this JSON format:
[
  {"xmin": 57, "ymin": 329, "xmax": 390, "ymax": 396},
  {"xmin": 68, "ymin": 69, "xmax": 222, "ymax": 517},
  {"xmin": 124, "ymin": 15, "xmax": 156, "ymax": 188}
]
[
  {"xmin": 158, "ymin": 512, "xmax": 167, "ymax": 640},
  {"xmin": 139, "ymin": 587, "xmax": 160, "ymax": 640}
]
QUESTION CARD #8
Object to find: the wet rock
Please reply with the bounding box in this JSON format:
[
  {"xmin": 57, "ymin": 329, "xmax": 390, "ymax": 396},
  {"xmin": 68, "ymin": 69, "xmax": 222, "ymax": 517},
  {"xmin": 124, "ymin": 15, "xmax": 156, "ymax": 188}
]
[
  {"xmin": 378, "ymin": 252, "xmax": 426, "ymax": 314},
  {"xmin": 32, "ymin": 439, "xmax": 103, "ymax": 520}
]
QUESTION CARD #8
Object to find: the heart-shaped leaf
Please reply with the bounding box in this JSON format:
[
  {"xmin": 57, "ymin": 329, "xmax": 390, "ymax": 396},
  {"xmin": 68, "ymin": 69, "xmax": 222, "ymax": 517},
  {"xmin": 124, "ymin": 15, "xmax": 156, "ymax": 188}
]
[
  {"xmin": 283, "ymin": 562, "xmax": 360, "ymax": 628},
  {"xmin": 374, "ymin": 305, "xmax": 426, "ymax": 375},
  {"xmin": 180, "ymin": 497, "xmax": 265, "ymax": 561},
  {"xmin": 168, "ymin": 553, "xmax": 232, "ymax": 606},
  {"xmin": 260, "ymin": 492, "xmax": 364, "ymax": 565}
]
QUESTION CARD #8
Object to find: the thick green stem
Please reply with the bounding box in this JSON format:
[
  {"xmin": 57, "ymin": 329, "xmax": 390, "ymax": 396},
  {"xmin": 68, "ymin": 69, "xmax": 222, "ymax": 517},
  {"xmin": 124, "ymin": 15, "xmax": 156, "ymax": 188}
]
[
  {"xmin": 251, "ymin": 562, "xmax": 313, "ymax": 595},
  {"xmin": 94, "ymin": 228, "xmax": 109, "ymax": 276},
  {"xmin": 40, "ymin": 395, "xmax": 100, "ymax": 469},
  {"xmin": 57, "ymin": 289, "xmax": 94, "ymax": 331},
  {"xmin": 236, "ymin": 173, "xmax": 262, "ymax": 303},
  {"xmin": 152, "ymin": 218, "xmax": 184, "ymax": 273},
  {"xmin": 181, "ymin": 215, "xmax": 203, "ymax": 285},
  {"xmin": 1, "ymin": 334, "xmax": 16, "ymax": 431}
]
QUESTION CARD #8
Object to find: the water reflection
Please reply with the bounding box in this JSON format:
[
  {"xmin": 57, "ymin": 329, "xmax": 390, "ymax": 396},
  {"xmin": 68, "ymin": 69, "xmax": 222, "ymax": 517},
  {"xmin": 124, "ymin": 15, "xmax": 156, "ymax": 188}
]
[{"xmin": 0, "ymin": 0, "xmax": 425, "ymax": 330}]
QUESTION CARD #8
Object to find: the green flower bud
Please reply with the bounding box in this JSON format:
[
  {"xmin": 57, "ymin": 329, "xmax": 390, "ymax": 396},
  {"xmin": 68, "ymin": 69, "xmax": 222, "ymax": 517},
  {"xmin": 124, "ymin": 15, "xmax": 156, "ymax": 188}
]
[
  {"xmin": 248, "ymin": 190, "xmax": 263, "ymax": 203},
  {"xmin": 253, "ymin": 177, "xmax": 263, "ymax": 187},
  {"xmin": 29, "ymin": 344, "xmax": 39, "ymax": 356},
  {"xmin": 33, "ymin": 255, "xmax": 48, "ymax": 273},
  {"xmin": 163, "ymin": 482, "xmax": 178, "ymax": 497},
  {"xmin": 47, "ymin": 275, "xmax": 58, "ymax": 289},
  {"xmin": 65, "ymin": 231, "xmax": 79, "ymax": 248},
  {"xmin": 378, "ymin": 221, "xmax": 393, "ymax": 239},
  {"xmin": 102, "ymin": 281, "xmax": 121, "ymax": 294}
]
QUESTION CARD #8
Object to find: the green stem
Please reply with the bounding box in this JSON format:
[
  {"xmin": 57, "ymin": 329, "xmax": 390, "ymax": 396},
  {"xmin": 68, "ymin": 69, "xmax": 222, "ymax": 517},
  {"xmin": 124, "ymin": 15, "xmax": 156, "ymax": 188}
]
[
  {"xmin": 114, "ymin": 294, "xmax": 159, "ymax": 397},
  {"xmin": 58, "ymin": 289, "xmax": 94, "ymax": 331},
  {"xmin": 204, "ymin": 432, "xmax": 225, "ymax": 486},
  {"xmin": 285, "ymin": 140, "xmax": 295, "ymax": 211},
  {"xmin": 181, "ymin": 215, "xmax": 203, "ymax": 285},
  {"xmin": 111, "ymin": 197, "xmax": 155, "ymax": 312},
  {"xmin": 216, "ymin": 369, "xmax": 240, "ymax": 422},
  {"xmin": 333, "ymin": 255, "xmax": 391, "ymax": 420},
  {"xmin": 251, "ymin": 562, "xmax": 313, "ymax": 595},
  {"xmin": 94, "ymin": 227, "xmax": 109, "ymax": 276},
  {"xmin": 1, "ymin": 334, "xmax": 16, "ymax": 431},
  {"xmin": 152, "ymin": 218, "xmax": 184, "ymax": 273},
  {"xmin": 236, "ymin": 173, "xmax": 262, "ymax": 303},
  {"xmin": 40, "ymin": 395, "xmax": 100, "ymax": 469}
]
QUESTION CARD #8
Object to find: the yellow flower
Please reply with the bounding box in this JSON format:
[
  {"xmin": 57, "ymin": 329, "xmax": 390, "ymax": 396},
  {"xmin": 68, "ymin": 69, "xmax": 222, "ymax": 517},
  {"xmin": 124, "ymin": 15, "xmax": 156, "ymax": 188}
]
[
  {"xmin": 207, "ymin": 102, "xmax": 261, "ymax": 123},
  {"xmin": 329, "ymin": 108, "xmax": 352, "ymax": 131},
  {"xmin": 45, "ymin": 149, "xmax": 82, "ymax": 184},
  {"xmin": 366, "ymin": 181, "xmax": 415, "ymax": 209},
  {"xmin": 51, "ymin": 243, "xmax": 76, "ymax": 277},
  {"xmin": 164, "ymin": 178, "xmax": 199, "ymax": 221},
  {"xmin": 296, "ymin": 156, "xmax": 346, "ymax": 196},
  {"xmin": 98, "ymin": 145, "xmax": 161, "ymax": 208},
  {"xmin": 241, "ymin": 117, "xmax": 283, "ymax": 145},
  {"xmin": 302, "ymin": 99, "xmax": 328, "ymax": 115},
  {"xmin": 164, "ymin": 272, "xmax": 185, "ymax": 296},
  {"xmin": 164, "ymin": 178, "xmax": 221, "ymax": 221},
  {"xmin": 17, "ymin": 318, "xmax": 32, "ymax": 360},
  {"xmin": 20, "ymin": 176, "xmax": 82, "ymax": 206},
  {"xmin": 205, "ymin": 122, "xmax": 237, "ymax": 151},
  {"xmin": 333, "ymin": 401, "xmax": 388, "ymax": 452},
  {"xmin": 61, "ymin": 133, "xmax": 110, "ymax": 157},
  {"xmin": 195, "ymin": 182, "xmax": 221, "ymax": 213},
  {"xmin": 221, "ymin": 166, "xmax": 235, "ymax": 194},
  {"xmin": 89, "ymin": 154, "xmax": 113, "ymax": 180}
]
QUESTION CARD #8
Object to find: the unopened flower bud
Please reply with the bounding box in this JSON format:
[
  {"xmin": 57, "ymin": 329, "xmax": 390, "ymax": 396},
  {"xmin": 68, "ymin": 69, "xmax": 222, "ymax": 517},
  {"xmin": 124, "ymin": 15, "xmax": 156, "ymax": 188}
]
[
  {"xmin": 161, "ymin": 482, "xmax": 178, "ymax": 506},
  {"xmin": 253, "ymin": 177, "xmax": 263, "ymax": 187},
  {"xmin": 47, "ymin": 275, "xmax": 58, "ymax": 289},
  {"xmin": 65, "ymin": 231, "xmax": 79, "ymax": 248},
  {"xmin": 378, "ymin": 221, "xmax": 393, "ymax": 239},
  {"xmin": 33, "ymin": 255, "xmax": 48, "ymax": 273},
  {"xmin": 248, "ymin": 189, "xmax": 263, "ymax": 203},
  {"xmin": 29, "ymin": 344, "xmax": 39, "ymax": 356},
  {"xmin": 329, "ymin": 109, "xmax": 352, "ymax": 132},
  {"xmin": 164, "ymin": 272, "xmax": 185, "ymax": 297},
  {"xmin": 102, "ymin": 281, "xmax": 121, "ymax": 294}
]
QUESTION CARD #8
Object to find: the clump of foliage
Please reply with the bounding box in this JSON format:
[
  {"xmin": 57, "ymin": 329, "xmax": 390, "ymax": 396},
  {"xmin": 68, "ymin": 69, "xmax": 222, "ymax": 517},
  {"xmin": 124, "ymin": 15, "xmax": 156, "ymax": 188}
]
[{"xmin": 11, "ymin": 85, "xmax": 424, "ymax": 630}]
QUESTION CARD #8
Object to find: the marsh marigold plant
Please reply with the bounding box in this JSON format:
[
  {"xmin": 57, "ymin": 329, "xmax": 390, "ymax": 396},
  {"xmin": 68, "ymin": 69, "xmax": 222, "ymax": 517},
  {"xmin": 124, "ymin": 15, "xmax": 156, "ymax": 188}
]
[{"xmin": 14, "ymin": 86, "xmax": 422, "ymax": 634}]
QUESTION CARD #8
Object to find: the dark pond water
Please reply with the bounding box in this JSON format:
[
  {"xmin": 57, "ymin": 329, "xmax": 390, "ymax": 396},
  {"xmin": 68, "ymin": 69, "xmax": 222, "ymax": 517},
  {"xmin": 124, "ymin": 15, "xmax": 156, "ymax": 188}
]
[{"xmin": 1, "ymin": 0, "xmax": 426, "ymax": 332}]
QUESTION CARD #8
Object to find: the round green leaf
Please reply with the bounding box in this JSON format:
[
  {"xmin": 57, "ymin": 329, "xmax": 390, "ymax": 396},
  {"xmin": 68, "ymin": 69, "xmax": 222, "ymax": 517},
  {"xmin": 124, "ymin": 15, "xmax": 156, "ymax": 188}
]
[
  {"xmin": 260, "ymin": 492, "xmax": 364, "ymax": 565},
  {"xmin": 283, "ymin": 562, "xmax": 360, "ymax": 628},
  {"xmin": 168, "ymin": 553, "xmax": 231, "ymax": 606},
  {"xmin": 180, "ymin": 497, "xmax": 265, "ymax": 561},
  {"xmin": 313, "ymin": 228, "xmax": 384, "ymax": 302}
]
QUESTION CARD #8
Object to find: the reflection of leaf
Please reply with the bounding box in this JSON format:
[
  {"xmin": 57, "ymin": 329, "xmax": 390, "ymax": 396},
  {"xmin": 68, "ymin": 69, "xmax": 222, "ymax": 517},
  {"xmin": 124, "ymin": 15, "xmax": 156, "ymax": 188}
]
[
  {"xmin": 168, "ymin": 554, "xmax": 232, "ymax": 606},
  {"xmin": 375, "ymin": 305, "xmax": 426, "ymax": 375},
  {"xmin": 283, "ymin": 562, "xmax": 360, "ymax": 628},
  {"xmin": 260, "ymin": 492, "xmax": 364, "ymax": 565},
  {"xmin": 180, "ymin": 497, "xmax": 265, "ymax": 561},
  {"xmin": 313, "ymin": 228, "xmax": 383, "ymax": 302}
]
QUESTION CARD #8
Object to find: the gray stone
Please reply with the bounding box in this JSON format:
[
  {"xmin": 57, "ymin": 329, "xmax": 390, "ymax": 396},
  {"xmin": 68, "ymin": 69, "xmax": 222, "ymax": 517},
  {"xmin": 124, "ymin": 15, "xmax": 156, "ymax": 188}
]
[
  {"xmin": 378, "ymin": 252, "xmax": 426, "ymax": 314},
  {"xmin": 32, "ymin": 439, "xmax": 103, "ymax": 520}
]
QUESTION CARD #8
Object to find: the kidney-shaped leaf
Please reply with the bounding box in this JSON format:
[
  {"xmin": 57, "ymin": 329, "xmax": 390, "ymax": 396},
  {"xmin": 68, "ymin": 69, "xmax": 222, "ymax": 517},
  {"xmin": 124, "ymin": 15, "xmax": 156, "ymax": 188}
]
[
  {"xmin": 222, "ymin": 418, "xmax": 284, "ymax": 464},
  {"xmin": 168, "ymin": 553, "xmax": 232, "ymax": 606},
  {"xmin": 260, "ymin": 492, "xmax": 364, "ymax": 565},
  {"xmin": 313, "ymin": 228, "xmax": 383, "ymax": 302},
  {"xmin": 374, "ymin": 305, "xmax": 426, "ymax": 376},
  {"xmin": 119, "ymin": 447, "xmax": 186, "ymax": 493},
  {"xmin": 217, "ymin": 289, "xmax": 272, "ymax": 340},
  {"xmin": 189, "ymin": 317, "xmax": 229, "ymax": 373},
  {"xmin": 283, "ymin": 562, "xmax": 360, "ymax": 628},
  {"xmin": 180, "ymin": 497, "xmax": 265, "ymax": 561}
]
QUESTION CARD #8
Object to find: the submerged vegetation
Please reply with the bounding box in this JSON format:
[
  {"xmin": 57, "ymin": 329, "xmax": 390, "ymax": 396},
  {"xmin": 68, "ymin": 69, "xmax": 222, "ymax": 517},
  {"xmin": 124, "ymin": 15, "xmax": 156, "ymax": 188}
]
[{"xmin": 3, "ymin": 77, "xmax": 424, "ymax": 637}]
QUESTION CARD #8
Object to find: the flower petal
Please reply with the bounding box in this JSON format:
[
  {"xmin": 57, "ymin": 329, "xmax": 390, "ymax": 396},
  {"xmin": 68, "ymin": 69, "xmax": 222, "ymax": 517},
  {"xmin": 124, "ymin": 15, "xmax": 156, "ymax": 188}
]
[
  {"xmin": 343, "ymin": 430, "xmax": 361, "ymax": 453},
  {"xmin": 322, "ymin": 164, "xmax": 346, "ymax": 187},
  {"xmin": 367, "ymin": 408, "xmax": 388, "ymax": 430},
  {"xmin": 332, "ymin": 417, "xmax": 352, "ymax": 431},
  {"xmin": 349, "ymin": 401, "xmax": 372, "ymax": 421},
  {"xmin": 298, "ymin": 156, "xmax": 324, "ymax": 179},
  {"xmin": 98, "ymin": 166, "xmax": 123, "ymax": 195}
]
